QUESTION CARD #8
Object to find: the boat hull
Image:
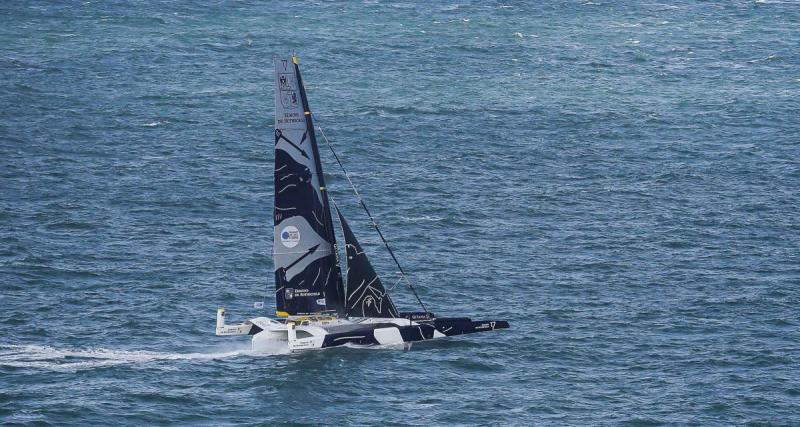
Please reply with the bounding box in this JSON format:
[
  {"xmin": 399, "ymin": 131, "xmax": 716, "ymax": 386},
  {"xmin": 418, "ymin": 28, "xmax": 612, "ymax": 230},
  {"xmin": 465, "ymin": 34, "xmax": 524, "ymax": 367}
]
[{"xmin": 246, "ymin": 316, "xmax": 509, "ymax": 352}]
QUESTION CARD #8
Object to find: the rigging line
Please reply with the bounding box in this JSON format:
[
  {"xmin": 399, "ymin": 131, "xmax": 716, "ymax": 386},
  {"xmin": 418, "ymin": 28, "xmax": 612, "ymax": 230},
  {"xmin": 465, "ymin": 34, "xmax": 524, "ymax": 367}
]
[
  {"xmin": 387, "ymin": 274, "xmax": 404, "ymax": 293},
  {"xmin": 317, "ymin": 125, "xmax": 429, "ymax": 314}
]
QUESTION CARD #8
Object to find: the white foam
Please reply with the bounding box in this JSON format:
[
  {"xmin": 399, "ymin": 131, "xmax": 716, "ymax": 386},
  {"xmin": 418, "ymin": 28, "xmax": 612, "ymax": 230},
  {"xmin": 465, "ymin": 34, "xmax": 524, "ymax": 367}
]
[
  {"xmin": 0, "ymin": 344, "xmax": 253, "ymax": 371},
  {"xmin": 747, "ymin": 54, "xmax": 778, "ymax": 63},
  {"xmin": 613, "ymin": 22, "xmax": 642, "ymax": 28},
  {"xmin": 343, "ymin": 342, "xmax": 411, "ymax": 351},
  {"xmin": 400, "ymin": 215, "xmax": 444, "ymax": 222}
]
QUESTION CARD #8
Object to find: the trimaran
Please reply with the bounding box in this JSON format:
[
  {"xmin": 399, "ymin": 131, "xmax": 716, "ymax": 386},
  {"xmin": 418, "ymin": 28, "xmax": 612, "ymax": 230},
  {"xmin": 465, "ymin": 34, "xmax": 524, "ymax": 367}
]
[{"xmin": 216, "ymin": 55, "xmax": 509, "ymax": 352}]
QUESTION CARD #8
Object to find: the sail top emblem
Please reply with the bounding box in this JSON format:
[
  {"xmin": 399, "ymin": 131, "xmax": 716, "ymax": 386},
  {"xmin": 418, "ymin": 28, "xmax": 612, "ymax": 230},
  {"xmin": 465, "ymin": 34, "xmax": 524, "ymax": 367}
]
[{"xmin": 279, "ymin": 73, "xmax": 298, "ymax": 108}]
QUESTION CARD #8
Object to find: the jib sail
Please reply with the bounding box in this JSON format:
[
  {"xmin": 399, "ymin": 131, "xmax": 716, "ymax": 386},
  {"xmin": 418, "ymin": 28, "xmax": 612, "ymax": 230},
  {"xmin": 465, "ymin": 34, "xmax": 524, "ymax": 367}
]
[{"xmin": 335, "ymin": 206, "xmax": 399, "ymax": 318}]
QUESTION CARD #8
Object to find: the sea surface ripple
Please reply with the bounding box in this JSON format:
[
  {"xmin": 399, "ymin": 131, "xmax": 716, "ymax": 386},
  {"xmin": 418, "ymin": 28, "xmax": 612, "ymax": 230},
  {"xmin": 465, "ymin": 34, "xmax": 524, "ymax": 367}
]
[{"xmin": 1, "ymin": 1, "xmax": 799, "ymax": 425}]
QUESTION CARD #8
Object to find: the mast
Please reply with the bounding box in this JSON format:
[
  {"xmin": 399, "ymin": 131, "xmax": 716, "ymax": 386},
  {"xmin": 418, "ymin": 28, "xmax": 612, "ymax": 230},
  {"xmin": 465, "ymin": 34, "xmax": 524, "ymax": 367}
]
[{"xmin": 272, "ymin": 55, "xmax": 345, "ymax": 317}]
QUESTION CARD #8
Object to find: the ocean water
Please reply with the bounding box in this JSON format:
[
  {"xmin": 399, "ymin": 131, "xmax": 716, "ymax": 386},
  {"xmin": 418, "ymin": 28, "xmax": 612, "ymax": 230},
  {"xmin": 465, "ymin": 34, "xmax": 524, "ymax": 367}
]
[{"xmin": 2, "ymin": 1, "xmax": 799, "ymax": 425}]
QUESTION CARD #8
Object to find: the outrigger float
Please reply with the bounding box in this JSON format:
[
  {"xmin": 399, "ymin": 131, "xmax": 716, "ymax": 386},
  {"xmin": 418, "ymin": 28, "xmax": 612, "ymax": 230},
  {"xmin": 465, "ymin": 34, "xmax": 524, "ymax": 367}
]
[{"xmin": 216, "ymin": 55, "xmax": 509, "ymax": 352}]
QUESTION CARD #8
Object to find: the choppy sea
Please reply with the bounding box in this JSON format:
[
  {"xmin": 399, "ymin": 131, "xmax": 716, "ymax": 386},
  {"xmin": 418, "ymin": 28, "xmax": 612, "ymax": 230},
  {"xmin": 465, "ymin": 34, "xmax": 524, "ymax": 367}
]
[{"xmin": 2, "ymin": 1, "xmax": 799, "ymax": 425}]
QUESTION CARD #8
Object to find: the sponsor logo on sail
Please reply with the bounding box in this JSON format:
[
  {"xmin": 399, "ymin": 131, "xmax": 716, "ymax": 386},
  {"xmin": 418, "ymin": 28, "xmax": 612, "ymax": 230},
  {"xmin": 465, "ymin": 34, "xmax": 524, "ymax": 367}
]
[
  {"xmin": 285, "ymin": 288, "xmax": 294, "ymax": 300},
  {"xmin": 280, "ymin": 225, "xmax": 300, "ymax": 248},
  {"xmin": 279, "ymin": 73, "xmax": 293, "ymax": 90},
  {"xmin": 278, "ymin": 73, "xmax": 298, "ymax": 108},
  {"xmin": 281, "ymin": 90, "xmax": 298, "ymax": 108}
]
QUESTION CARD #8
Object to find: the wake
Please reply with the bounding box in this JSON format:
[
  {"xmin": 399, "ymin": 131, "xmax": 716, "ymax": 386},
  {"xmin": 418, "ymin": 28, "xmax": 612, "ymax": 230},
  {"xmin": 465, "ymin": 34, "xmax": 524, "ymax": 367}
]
[
  {"xmin": 0, "ymin": 344, "xmax": 253, "ymax": 371},
  {"xmin": 0, "ymin": 340, "xmax": 417, "ymax": 371}
]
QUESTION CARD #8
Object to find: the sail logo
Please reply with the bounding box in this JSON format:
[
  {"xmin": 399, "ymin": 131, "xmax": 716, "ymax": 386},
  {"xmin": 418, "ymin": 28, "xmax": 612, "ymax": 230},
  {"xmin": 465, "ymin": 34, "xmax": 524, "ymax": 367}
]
[
  {"xmin": 279, "ymin": 73, "xmax": 293, "ymax": 90},
  {"xmin": 281, "ymin": 90, "xmax": 298, "ymax": 108},
  {"xmin": 280, "ymin": 225, "xmax": 301, "ymax": 248},
  {"xmin": 278, "ymin": 73, "xmax": 299, "ymax": 109}
]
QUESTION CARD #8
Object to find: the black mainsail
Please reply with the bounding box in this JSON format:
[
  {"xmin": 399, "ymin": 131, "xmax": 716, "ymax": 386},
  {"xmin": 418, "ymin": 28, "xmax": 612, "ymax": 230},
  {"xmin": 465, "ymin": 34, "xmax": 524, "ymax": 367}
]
[
  {"xmin": 335, "ymin": 206, "xmax": 399, "ymax": 318},
  {"xmin": 273, "ymin": 56, "xmax": 344, "ymax": 317}
]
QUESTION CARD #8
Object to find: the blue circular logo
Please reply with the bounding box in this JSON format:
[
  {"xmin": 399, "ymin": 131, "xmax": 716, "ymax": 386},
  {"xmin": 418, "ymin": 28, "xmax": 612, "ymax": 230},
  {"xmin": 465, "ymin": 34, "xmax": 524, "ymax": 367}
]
[{"xmin": 280, "ymin": 225, "xmax": 300, "ymax": 248}]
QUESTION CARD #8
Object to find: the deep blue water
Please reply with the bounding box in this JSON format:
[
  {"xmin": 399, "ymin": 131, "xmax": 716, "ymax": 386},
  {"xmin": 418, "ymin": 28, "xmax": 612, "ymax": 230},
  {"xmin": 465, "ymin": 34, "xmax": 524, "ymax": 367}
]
[{"xmin": 2, "ymin": 1, "xmax": 799, "ymax": 425}]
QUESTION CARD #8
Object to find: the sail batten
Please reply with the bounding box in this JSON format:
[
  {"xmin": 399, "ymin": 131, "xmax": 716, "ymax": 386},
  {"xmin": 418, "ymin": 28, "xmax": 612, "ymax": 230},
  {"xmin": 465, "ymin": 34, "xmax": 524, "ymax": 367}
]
[
  {"xmin": 335, "ymin": 206, "xmax": 399, "ymax": 318},
  {"xmin": 273, "ymin": 56, "xmax": 344, "ymax": 316}
]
